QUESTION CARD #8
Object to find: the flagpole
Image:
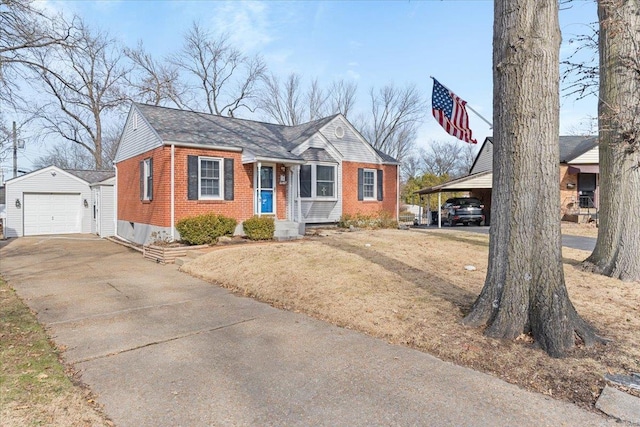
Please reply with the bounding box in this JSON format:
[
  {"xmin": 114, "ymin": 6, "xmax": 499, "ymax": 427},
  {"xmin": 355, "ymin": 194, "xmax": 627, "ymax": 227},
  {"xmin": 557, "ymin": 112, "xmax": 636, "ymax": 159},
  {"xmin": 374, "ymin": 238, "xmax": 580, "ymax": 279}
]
[{"xmin": 430, "ymin": 76, "xmax": 493, "ymax": 129}]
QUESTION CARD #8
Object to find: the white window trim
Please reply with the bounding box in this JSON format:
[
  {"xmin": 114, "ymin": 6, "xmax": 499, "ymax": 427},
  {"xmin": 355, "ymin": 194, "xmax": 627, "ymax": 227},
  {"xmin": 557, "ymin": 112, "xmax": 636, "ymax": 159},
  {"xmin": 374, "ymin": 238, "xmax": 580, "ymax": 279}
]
[
  {"xmin": 198, "ymin": 156, "xmax": 224, "ymax": 200},
  {"xmin": 143, "ymin": 158, "xmax": 152, "ymax": 201},
  {"xmin": 300, "ymin": 163, "xmax": 337, "ymax": 201},
  {"xmin": 363, "ymin": 168, "xmax": 377, "ymax": 201}
]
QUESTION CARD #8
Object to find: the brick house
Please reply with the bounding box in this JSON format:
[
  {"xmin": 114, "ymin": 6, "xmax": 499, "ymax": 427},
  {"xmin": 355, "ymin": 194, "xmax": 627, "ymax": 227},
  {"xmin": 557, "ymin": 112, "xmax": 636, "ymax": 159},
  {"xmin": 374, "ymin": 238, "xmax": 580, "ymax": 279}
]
[
  {"xmin": 416, "ymin": 136, "xmax": 599, "ymax": 224},
  {"xmin": 115, "ymin": 103, "xmax": 399, "ymax": 245}
]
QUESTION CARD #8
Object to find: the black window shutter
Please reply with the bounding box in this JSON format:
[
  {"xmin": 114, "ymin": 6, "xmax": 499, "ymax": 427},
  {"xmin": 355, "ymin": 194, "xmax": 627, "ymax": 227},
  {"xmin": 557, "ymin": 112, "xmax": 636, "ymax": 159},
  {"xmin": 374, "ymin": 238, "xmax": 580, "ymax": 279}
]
[
  {"xmin": 377, "ymin": 169, "xmax": 383, "ymax": 201},
  {"xmin": 300, "ymin": 165, "xmax": 312, "ymax": 198},
  {"xmin": 139, "ymin": 160, "xmax": 144, "ymax": 200},
  {"xmin": 187, "ymin": 155, "xmax": 199, "ymax": 200},
  {"xmin": 224, "ymin": 158, "xmax": 234, "ymax": 200},
  {"xmin": 148, "ymin": 157, "xmax": 153, "ymax": 201},
  {"xmin": 357, "ymin": 168, "xmax": 364, "ymax": 201}
]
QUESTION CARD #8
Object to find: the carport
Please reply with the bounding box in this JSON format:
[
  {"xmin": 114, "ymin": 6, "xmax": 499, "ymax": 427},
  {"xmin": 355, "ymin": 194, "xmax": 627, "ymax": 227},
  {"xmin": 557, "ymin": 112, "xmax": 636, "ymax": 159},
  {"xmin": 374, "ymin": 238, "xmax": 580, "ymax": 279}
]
[{"xmin": 415, "ymin": 171, "xmax": 493, "ymax": 228}]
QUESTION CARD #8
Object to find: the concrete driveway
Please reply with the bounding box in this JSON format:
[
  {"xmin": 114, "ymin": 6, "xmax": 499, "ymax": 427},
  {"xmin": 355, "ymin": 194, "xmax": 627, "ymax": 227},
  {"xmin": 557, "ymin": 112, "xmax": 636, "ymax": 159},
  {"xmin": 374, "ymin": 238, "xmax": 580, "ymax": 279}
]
[{"xmin": 0, "ymin": 236, "xmax": 621, "ymax": 426}]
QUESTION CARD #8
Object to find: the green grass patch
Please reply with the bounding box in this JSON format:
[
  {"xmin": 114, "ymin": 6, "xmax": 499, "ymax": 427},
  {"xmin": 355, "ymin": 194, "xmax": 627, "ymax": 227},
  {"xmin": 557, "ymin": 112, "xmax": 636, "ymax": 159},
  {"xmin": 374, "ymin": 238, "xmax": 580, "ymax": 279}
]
[{"xmin": 0, "ymin": 278, "xmax": 75, "ymax": 408}]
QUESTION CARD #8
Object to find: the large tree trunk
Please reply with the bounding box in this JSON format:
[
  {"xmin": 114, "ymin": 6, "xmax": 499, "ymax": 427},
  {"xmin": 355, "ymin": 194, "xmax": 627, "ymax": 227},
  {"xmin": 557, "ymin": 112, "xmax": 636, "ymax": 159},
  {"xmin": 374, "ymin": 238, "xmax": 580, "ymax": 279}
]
[
  {"xmin": 585, "ymin": 0, "xmax": 640, "ymax": 282},
  {"xmin": 463, "ymin": 0, "xmax": 602, "ymax": 357}
]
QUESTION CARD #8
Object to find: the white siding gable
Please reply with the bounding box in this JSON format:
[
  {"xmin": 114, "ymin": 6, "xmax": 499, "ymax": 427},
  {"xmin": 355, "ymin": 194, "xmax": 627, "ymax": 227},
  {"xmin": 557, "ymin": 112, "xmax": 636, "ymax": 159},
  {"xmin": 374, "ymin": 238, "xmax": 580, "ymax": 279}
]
[
  {"xmin": 114, "ymin": 105, "xmax": 163, "ymax": 163},
  {"xmin": 568, "ymin": 147, "xmax": 599, "ymax": 164},
  {"xmin": 320, "ymin": 116, "xmax": 382, "ymax": 164},
  {"xmin": 470, "ymin": 139, "xmax": 493, "ymax": 174}
]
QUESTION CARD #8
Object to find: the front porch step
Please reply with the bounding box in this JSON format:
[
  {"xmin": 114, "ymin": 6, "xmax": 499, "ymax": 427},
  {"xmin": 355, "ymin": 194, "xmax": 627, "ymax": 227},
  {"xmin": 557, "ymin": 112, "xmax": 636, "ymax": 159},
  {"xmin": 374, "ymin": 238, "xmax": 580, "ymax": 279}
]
[{"xmin": 274, "ymin": 221, "xmax": 305, "ymax": 241}]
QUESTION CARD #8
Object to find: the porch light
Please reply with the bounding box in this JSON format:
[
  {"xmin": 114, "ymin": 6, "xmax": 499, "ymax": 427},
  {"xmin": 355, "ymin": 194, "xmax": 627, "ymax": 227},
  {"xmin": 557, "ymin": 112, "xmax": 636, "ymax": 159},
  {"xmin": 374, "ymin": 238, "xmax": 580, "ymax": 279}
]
[
  {"xmin": 15, "ymin": 198, "xmax": 21, "ymax": 208},
  {"xmin": 83, "ymin": 199, "xmax": 89, "ymax": 208},
  {"xmin": 566, "ymin": 183, "xmax": 576, "ymax": 189}
]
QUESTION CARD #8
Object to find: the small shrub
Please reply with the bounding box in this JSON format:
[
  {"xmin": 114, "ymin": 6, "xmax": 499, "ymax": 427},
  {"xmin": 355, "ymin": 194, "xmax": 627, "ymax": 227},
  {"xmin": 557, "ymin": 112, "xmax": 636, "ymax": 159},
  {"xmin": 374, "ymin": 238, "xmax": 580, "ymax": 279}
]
[
  {"xmin": 243, "ymin": 216, "xmax": 275, "ymax": 240},
  {"xmin": 338, "ymin": 211, "xmax": 398, "ymax": 230},
  {"xmin": 176, "ymin": 213, "xmax": 237, "ymax": 245}
]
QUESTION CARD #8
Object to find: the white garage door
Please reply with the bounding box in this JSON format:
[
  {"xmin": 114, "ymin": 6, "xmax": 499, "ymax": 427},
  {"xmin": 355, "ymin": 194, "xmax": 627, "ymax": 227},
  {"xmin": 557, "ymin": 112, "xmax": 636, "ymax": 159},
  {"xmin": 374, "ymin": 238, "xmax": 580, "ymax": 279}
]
[{"xmin": 24, "ymin": 193, "xmax": 82, "ymax": 236}]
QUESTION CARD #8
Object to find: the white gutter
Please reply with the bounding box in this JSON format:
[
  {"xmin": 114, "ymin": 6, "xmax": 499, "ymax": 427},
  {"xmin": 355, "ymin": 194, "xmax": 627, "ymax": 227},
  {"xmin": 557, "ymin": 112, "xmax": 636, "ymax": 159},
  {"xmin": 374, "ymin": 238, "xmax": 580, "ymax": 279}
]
[
  {"xmin": 254, "ymin": 156, "xmax": 306, "ymax": 165},
  {"xmin": 296, "ymin": 165, "xmax": 302, "ymax": 222},
  {"xmin": 257, "ymin": 162, "xmax": 262, "ymax": 217},
  {"xmin": 396, "ymin": 165, "xmax": 399, "ymax": 220},
  {"xmin": 170, "ymin": 144, "xmax": 175, "ymax": 241},
  {"xmin": 114, "ymin": 165, "xmax": 119, "ymax": 239},
  {"xmin": 163, "ymin": 141, "xmax": 243, "ymax": 152}
]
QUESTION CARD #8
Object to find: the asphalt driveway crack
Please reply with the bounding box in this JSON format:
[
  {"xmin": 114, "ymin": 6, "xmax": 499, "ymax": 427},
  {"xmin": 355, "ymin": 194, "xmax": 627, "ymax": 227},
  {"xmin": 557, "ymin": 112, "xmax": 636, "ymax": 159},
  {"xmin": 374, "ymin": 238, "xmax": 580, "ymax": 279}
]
[{"xmin": 74, "ymin": 317, "xmax": 258, "ymax": 364}]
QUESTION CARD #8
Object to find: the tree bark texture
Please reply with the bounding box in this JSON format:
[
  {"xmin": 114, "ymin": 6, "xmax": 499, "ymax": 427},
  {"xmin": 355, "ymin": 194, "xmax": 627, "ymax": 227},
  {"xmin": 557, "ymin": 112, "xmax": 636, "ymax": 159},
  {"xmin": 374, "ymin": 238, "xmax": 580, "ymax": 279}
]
[
  {"xmin": 585, "ymin": 0, "xmax": 640, "ymax": 282},
  {"xmin": 463, "ymin": 0, "xmax": 601, "ymax": 357}
]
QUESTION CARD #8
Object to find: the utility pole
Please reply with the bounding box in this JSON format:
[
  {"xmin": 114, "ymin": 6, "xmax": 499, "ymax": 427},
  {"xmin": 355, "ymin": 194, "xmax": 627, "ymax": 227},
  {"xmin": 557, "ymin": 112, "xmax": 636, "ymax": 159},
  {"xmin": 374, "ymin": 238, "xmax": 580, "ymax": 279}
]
[{"xmin": 13, "ymin": 121, "xmax": 17, "ymax": 178}]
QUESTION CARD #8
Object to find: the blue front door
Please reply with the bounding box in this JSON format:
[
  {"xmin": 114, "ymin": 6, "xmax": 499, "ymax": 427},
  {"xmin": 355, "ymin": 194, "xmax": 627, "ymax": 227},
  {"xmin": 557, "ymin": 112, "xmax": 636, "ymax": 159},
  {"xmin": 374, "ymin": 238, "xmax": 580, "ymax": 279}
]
[{"xmin": 258, "ymin": 166, "xmax": 274, "ymax": 214}]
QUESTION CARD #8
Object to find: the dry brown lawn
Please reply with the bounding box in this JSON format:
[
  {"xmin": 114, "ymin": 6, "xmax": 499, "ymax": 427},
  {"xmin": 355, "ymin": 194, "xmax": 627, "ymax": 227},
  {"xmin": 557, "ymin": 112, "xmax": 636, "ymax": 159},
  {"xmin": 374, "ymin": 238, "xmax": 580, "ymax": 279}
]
[
  {"xmin": 181, "ymin": 227, "xmax": 640, "ymax": 410},
  {"xmin": 561, "ymin": 221, "xmax": 599, "ymax": 238},
  {"xmin": 0, "ymin": 280, "xmax": 112, "ymax": 427}
]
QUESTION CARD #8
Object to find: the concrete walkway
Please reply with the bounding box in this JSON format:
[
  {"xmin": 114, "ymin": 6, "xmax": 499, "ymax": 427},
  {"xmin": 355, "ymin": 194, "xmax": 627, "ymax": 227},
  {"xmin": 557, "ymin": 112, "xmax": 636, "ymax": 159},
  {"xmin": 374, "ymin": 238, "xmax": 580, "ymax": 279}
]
[{"xmin": 0, "ymin": 236, "xmax": 623, "ymax": 426}]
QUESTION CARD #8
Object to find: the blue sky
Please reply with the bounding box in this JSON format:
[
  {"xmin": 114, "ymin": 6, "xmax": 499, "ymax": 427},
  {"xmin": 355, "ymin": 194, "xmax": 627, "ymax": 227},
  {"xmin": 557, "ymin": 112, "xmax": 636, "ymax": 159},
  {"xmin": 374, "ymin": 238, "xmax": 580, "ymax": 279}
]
[{"xmin": 4, "ymin": 0, "xmax": 599, "ymax": 176}]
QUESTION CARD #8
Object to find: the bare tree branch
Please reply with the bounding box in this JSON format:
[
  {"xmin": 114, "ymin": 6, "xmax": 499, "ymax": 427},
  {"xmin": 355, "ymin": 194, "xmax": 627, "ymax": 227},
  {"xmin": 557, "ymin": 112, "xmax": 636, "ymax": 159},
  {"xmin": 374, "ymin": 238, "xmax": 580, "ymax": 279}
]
[
  {"xmin": 124, "ymin": 41, "xmax": 187, "ymax": 107},
  {"xmin": 328, "ymin": 79, "xmax": 357, "ymax": 118},
  {"xmin": 171, "ymin": 22, "xmax": 266, "ymax": 117},
  {"xmin": 23, "ymin": 19, "xmax": 130, "ymax": 169},
  {"xmin": 358, "ymin": 83, "xmax": 426, "ymax": 163}
]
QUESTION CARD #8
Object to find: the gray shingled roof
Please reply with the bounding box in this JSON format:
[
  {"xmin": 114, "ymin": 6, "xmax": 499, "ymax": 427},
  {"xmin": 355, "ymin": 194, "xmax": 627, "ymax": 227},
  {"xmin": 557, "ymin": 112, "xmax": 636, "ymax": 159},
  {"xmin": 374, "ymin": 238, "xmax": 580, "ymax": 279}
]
[
  {"xmin": 299, "ymin": 148, "xmax": 338, "ymax": 163},
  {"xmin": 135, "ymin": 103, "xmax": 342, "ymax": 162},
  {"xmin": 374, "ymin": 148, "xmax": 398, "ymax": 164},
  {"xmin": 558, "ymin": 136, "xmax": 598, "ymax": 162},
  {"xmin": 485, "ymin": 136, "xmax": 597, "ymax": 163},
  {"xmin": 65, "ymin": 169, "xmax": 115, "ymax": 184}
]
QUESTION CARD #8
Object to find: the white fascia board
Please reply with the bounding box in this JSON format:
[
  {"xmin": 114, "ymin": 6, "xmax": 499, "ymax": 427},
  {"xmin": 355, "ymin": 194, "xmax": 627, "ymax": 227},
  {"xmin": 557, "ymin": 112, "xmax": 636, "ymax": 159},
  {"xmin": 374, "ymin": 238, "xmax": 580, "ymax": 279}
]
[
  {"xmin": 90, "ymin": 176, "xmax": 116, "ymax": 187},
  {"xmin": 164, "ymin": 141, "xmax": 243, "ymax": 152},
  {"xmin": 5, "ymin": 165, "xmax": 89, "ymax": 187},
  {"xmin": 253, "ymin": 156, "xmax": 306, "ymax": 165}
]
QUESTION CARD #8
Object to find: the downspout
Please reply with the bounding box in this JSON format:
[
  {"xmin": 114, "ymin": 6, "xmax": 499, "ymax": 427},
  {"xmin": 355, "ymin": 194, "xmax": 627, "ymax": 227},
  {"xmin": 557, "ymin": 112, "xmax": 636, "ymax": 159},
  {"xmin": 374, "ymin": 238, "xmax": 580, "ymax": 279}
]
[
  {"xmin": 438, "ymin": 192, "xmax": 442, "ymax": 228},
  {"xmin": 296, "ymin": 165, "xmax": 302, "ymax": 223},
  {"xmin": 257, "ymin": 162, "xmax": 262, "ymax": 217},
  {"xmin": 170, "ymin": 144, "xmax": 175, "ymax": 241},
  {"xmin": 396, "ymin": 165, "xmax": 399, "ymax": 220},
  {"xmin": 114, "ymin": 165, "xmax": 119, "ymax": 238}
]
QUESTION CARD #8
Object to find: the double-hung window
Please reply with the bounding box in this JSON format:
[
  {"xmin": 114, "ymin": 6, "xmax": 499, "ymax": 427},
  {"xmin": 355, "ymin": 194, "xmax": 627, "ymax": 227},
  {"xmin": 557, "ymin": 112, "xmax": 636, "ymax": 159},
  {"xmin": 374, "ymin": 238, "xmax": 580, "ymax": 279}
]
[
  {"xmin": 362, "ymin": 169, "xmax": 376, "ymax": 199},
  {"xmin": 199, "ymin": 157, "xmax": 222, "ymax": 199},
  {"xmin": 299, "ymin": 164, "xmax": 336, "ymax": 199},
  {"xmin": 357, "ymin": 168, "xmax": 383, "ymax": 201},
  {"xmin": 188, "ymin": 155, "xmax": 234, "ymax": 201}
]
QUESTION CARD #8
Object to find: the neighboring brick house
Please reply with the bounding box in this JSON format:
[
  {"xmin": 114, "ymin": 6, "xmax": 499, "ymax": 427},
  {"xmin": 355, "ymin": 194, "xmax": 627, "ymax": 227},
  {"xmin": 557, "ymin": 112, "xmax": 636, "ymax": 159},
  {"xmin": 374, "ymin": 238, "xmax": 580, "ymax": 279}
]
[
  {"xmin": 416, "ymin": 136, "xmax": 599, "ymax": 224},
  {"xmin": 115, "ymin": 103, "xmax": 399, "ymax": 245}
]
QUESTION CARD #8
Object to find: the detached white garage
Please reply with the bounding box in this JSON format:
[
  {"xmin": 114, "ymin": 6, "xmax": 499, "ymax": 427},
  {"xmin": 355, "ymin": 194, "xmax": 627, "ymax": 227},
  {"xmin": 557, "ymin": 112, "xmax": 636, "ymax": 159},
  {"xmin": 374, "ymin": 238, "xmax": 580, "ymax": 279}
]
[{"xmin": 4, "ymin": 166, "xmax": 115, "ymax": 238}]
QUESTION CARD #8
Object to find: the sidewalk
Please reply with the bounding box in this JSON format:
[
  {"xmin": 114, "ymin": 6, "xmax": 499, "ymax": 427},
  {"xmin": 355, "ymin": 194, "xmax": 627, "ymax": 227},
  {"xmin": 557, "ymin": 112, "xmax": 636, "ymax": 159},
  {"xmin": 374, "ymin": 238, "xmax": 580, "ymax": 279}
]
[{"xmin": 0, "ymin": 236, "xmax": 624, "ymax": 426}]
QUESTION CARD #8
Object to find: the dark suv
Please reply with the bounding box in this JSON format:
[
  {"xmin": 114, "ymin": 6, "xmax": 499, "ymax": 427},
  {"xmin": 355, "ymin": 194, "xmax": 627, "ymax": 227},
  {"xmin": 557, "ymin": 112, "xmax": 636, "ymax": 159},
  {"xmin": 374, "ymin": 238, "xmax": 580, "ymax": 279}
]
[{"xmin": 440, "ymin": 197, "xmax": 484, "ymax": 226}]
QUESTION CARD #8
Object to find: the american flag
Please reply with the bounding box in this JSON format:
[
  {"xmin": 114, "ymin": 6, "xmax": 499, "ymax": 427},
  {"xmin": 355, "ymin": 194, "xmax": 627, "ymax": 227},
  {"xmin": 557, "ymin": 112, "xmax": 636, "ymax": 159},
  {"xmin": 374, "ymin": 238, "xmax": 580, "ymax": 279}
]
[{"xmin": 431, "ymin": 78, "xmax": 477, "ymax": 144}]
